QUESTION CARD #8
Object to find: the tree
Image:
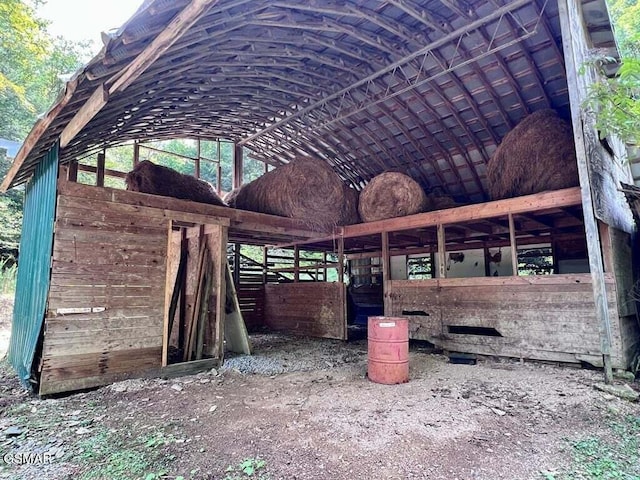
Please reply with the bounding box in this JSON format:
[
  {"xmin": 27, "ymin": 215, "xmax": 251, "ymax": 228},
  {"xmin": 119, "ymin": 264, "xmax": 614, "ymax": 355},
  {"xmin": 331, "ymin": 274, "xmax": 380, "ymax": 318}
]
[
  {"xmin": 583, "ymin": 1, "xmax": 640, "ymax": 145},
  {"xmin": 0, "ymin": 0, "xmax": 90, "ymax": 141},
  {"xmin": 0, "ymin": 0, "xmax": 89, "ymax": 262},
  {"xmin": 0, "ymin": 149, "xmax": 23, "ymax": 260}
]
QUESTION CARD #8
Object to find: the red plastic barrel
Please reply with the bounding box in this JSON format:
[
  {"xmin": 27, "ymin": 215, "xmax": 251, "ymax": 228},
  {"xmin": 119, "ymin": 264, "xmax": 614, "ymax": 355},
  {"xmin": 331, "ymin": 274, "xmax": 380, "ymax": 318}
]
[{"xmin": 368, "ymin": 316, "xmax": 409, "ymax": 384}]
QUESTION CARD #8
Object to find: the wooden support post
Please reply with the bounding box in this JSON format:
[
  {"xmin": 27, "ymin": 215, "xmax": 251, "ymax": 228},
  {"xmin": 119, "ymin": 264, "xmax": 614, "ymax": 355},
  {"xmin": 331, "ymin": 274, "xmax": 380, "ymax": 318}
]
[
  {"xmin": 214, "ymin": 226, "xmax": 228, "ymax": 361},
  {"xmin": 598, "ymin": 222, "xmax": 613, "ymax": 273},
  {"xmin": 163, "ymin": 222, "xmax": 175, "ymax": 367},
  {"xmin": 323, "ymin": 251, "xmax": 327, "ymax": 282},
  {"xmin": 196, "ymin": 255, "xmax": 213, "ymax": 360},
  {"xmin": 233, "ymin": 243, "xmax": 241, "ymax": 286},
  {"xmin": 184, "ymin": 233, "xmax": 207, "ymax": 362},
  {"xmin": 551, "ymin": 239, "xmax": 560, "ymax": 274},
  {"xmin": 96, "ymin": 151, "xmax": 105, "ymax": 187},
  {"xmin": 437, "ymin": 224, "xmax": 447, "ymax": 279},
  {"xmin": 262, "ymin": 246, "xmax": 268, "ymax": 284},
  {"xmin": 67, "ymin": 161, "xmax": 78, "ymax": 182},
  {"xmin": 133, "ymin": 140, "xmax": 140, "ymax": 166},
  {"xmin": 483, "ymin": 247, "xmax": 492, "ymax": 277},
  {"xmin": 216, "ymin": 139, "xmax": 222, "ymax": 193},
  {"xmin": 559, "ymin": 0, "xmax": 613, "ymax": 383},
  {"xmin": 178, "ymin": 228, "xmax": 187, "ymax": 350},
  {"xmin": 382, "ymin": 231, "xmax": 391, "ymax": 315},
  {"xmin": 338, "ymin": 235, "xmax": 347, "ymax": 340},
  {"xmin": 195, "ymin": 138, "xmax": 201, "ymax": 179},
  {"xmin": 294, "ymin": 246, "xmax": 300, "ymax": 282},
  {"xmin": 233, "ymin": 144, "xmax": 243, "ymax": 189},
  {"xmin": 508, "ymin": 213, "xmax": 518, "ymax": 276}
]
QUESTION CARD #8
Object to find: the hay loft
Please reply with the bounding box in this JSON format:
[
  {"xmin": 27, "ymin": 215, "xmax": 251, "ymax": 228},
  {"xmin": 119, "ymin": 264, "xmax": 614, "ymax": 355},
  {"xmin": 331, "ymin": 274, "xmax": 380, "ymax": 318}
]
[
  {"xmin": 358, "ymin": 172, "xmax": 428, "ymax": 222},
  {"xmin": 125, "ymin": 160, "xmax": 226, "ymax": 206},
  {"xmin": 487, "ymin": 109, "xmax": 580, "ymax": 200}
]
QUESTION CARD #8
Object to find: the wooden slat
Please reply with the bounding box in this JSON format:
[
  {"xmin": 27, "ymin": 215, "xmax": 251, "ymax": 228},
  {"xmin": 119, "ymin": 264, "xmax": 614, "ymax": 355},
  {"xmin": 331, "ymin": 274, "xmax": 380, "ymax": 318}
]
[
  {"xmin": 40, "ymin": 189, "xmax": 168, "ymax": 395},
  {"xmin": 39, "ymin": 347, "xmax": 162, "ymax": 396},
  {"xmin": 389, "ymin": 273, "xmax": 626, "ymax": 368},
  {"xmin": 264, "ymin": 283, "xmax": 346, "ymax": 340}
]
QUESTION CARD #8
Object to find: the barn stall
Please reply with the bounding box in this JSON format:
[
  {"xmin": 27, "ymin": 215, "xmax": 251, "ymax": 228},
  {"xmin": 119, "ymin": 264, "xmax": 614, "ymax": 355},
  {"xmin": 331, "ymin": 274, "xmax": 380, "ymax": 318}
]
[{"xmin": 2, "ymin": 0, "xmax": 639, "ymax": 395}]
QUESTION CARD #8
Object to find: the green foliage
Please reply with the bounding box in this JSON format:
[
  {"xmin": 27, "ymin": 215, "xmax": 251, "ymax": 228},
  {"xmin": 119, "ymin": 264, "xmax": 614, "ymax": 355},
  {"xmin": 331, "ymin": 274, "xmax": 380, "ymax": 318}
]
[
  {"xmin": 608, "ymin": 0, "xmax": 640, "ymax": 57},
  {"xmin": 583, "ymin": 54, "xmax": 640, "ymax": 145},
  {"xmin": 0, "ymin": 0, "xmax": 90, "ymax": 141},
  {"xmin": 0, "ymin": 149, "xmax": 22, "ymax": 260},
  {"xmin": 583, "ymin": 1, "xmax": 640, "ymax": 145},
  {"xmin": 541, "ymin": 414, "xmax": 640, "ymax": 479},
  {"xmin": 224, "ymin": 457, "xmax": 269, "ymax": 479},
  {"xmin": 0, "ymin": 257, "xmax": 17, "ymax": 293}
]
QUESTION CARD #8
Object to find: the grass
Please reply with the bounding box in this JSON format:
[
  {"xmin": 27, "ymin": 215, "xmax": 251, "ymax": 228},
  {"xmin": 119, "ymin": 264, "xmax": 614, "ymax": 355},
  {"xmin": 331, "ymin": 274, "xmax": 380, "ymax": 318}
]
[
  {"xmin": 71, "ymin": 427, "xmax": 178, "ymax": 480},
  {"xmin": 0, "ymin": 257, "xmax": 17, "ymax": 294},
  {"xmin": 542, "ymin": 415, "xmax": 640, "ymax": 480}
]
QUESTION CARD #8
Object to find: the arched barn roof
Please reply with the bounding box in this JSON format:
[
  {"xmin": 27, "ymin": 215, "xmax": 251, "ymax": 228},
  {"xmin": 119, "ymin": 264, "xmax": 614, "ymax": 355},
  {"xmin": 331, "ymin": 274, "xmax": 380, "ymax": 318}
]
[{"xmin": 1, "ymin": 0, "xmax": 617, "ymax": 204}]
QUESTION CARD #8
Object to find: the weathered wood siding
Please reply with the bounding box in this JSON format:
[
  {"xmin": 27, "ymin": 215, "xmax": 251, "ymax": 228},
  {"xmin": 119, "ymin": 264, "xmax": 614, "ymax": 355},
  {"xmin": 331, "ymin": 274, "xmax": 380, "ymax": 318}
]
[
  {"xmin": 560, "ymin": 0, "xmax": 634, "ymax": 234},
  {"xmin": 388, "ymin": 274, "xmax": 629, "ymax": 368},
  {"xmin": 237, "ymin": 284, "xmax": 265, "ymax": 331},
  {"xmin": 264, "ymin": 283, "xmax": 346, "ymax": 340},
  {"xmin": 40, "ymin": 190, "xmax": 168, "ymax": 395}
]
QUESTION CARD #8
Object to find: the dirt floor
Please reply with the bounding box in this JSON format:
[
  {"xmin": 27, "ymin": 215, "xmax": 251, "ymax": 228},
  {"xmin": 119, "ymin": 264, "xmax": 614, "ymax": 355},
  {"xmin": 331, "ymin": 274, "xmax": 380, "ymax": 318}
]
[{"xmin": 1, "ymin": 297, "xmax": 639, "ymax": 480}]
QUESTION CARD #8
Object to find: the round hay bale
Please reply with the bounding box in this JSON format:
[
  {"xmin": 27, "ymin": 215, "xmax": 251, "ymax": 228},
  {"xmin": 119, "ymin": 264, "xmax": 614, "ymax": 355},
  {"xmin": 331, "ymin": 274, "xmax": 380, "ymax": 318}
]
[
  {"xmin": 339, "ymin": 185, "xmax": 361, "ymax": 226},
  {"xmin": 358, "ymin": 172, "xmax": 427, "ymax": 222},
  {"xmin": 487, "ymin": 109, "xmax": 579, "ymax": 200},
  {"xmin": 425, "ymin": 193, "xmax": 459, "ymax": 211},
  {"xmin": 232, "ymin": 157, "xmax": 346, "ymax": 231},
  {"xmin": 125, "ymin": 160, "xmax": 225, "ymax": 206},
  {"xmin": 223, "ymin": 187, "xmax": 241, "ymax": 207}
]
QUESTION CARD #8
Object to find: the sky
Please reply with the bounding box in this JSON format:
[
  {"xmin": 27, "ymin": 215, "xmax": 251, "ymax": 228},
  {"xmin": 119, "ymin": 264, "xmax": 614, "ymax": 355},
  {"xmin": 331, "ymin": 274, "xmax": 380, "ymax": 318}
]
[{"xmin": 36, "ymin": 0, "xmax": 143, "ymax": 53}]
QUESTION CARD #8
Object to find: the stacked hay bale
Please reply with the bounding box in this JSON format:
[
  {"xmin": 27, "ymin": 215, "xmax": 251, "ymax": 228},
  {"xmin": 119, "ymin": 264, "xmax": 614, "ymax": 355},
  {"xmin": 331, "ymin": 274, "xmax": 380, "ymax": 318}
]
[
  {"xmin": 358, "ymin": 172, "xmax": 428, "ymax": 222},
  {"xmin": 340, "ymin": 185, "xmax": 361, "ymax": 226},
  {"xmin": 424, "ymin": 192, "xmax": 459, "ymax": 211},
  {"xmin": 487, "ymin": 109, "xmax": 579, "ymax": 200},
  {"xmin": 125, "ymin": 160, "xmax": 225, "ymax": 206},
  {"xmin": 229, "ymin": 157, "xmax": 353, "ymax": 231}
]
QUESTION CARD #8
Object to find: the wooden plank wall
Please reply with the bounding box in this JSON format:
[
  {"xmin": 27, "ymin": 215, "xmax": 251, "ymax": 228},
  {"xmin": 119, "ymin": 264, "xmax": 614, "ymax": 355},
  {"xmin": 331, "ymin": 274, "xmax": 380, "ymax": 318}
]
[
  {"xmin": 41, "ymin": 192, "xmax": 168, "ymax": 394},
  {"xmin": 388, "ymin": 274, "xmax": 628, "ymax": 368},
  {"xmin": 237, "ymin": 284, "xmax": 265, "ymax": 331},
  {"xmin": 264, "ymin": 283, "xmax": 346, "ymax": 340}
]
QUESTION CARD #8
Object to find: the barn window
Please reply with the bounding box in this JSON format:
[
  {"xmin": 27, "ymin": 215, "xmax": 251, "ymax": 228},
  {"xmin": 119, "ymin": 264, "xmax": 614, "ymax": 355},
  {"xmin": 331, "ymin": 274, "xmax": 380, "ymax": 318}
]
[{"xmin": 407, "ymin": 254, "xmax": 434, "ymax": 280}]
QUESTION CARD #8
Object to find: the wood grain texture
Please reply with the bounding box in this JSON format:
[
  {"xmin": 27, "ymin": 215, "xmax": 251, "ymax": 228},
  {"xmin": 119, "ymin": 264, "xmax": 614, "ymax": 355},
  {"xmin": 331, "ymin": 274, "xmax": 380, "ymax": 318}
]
[
  {"xmin": 39, "ymin": 192, "xmax": 168, "ymax": 394},
  {"xmin": 389, "ymin": 273, "xmax": 630, "ymax": 368},
  {"xmin": 264, "ymin": 283, "xmax": 347, "ymax": 340}
]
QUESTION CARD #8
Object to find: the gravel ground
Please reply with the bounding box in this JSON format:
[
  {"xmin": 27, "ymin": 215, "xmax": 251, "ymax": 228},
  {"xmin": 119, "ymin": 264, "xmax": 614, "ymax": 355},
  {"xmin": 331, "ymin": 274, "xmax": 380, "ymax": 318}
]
[{"xmin": 221, "ymin": 333, "xmax": 368, "ymax": 375}]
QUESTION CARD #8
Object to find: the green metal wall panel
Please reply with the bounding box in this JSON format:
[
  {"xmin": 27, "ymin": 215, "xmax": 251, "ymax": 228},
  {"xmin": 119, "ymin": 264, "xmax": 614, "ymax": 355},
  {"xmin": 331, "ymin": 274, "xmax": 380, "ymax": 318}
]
[{"xmin": 7, "ymin": 145, "xmax": 58, "ymax": 387}]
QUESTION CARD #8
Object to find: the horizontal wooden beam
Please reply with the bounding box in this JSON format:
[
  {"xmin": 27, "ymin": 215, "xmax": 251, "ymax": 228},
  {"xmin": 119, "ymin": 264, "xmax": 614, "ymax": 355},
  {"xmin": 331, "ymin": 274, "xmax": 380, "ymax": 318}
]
[
  {"xmin": 76, "ymin": 163, "xmax": 127, "ymax": 179},
  {"xmin": 57, "ymin": 179, "xmax": 325, "ymax": 241},
  {"xmin": 344, "ymin": 187, "xmax": 583, "ymax": 237},
  {"xmin": 272, "ymin": 188, "xmax": 583, "ymax": 249}
]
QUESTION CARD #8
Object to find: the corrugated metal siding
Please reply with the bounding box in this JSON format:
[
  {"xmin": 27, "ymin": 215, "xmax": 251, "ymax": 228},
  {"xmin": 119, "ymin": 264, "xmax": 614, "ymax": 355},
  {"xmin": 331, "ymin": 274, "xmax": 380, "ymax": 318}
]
[{"xmin": 7, "ymin": 145, "xmax": 58, "ymax": 387}]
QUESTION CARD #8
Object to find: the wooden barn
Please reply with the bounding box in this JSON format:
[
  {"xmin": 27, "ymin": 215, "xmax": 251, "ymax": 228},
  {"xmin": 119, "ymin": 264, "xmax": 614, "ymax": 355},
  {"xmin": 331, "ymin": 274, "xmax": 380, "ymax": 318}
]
[{"xmin": 3, "ymin": 0, "xmax": 639, "ymax": 395}]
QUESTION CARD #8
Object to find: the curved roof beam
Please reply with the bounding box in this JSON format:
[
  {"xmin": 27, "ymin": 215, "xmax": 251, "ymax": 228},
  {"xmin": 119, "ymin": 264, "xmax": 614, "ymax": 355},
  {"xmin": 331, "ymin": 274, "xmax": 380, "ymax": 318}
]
[{"xmin": 238, "ymin": 0, "xmax": 535, "ymax": 147}]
